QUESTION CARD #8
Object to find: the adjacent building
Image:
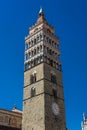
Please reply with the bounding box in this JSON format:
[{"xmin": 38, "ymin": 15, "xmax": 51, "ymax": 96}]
[
  {"xmin": 0, "ymin": 107, "xmax": 22, "ymax": 130},
  {"xmin": 81, "ymin": 114, "xmax": 87, "ymax": 130}
]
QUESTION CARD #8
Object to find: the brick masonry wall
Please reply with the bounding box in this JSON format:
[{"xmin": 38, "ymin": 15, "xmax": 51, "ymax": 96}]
[{"xmin": 23, "ymin": 63, "xmax": 66, "ymax": 130}]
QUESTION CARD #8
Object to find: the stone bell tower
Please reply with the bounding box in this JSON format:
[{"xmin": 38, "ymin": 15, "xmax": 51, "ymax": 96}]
[{"xmin": 22, "ymin": 8, "xmax": 66, "ymax": 130}]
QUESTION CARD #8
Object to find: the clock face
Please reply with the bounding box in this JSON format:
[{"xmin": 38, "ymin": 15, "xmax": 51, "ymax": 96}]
[{"xmin": 52, "ymin": 102, "xmax": 60, "ymax": 116}]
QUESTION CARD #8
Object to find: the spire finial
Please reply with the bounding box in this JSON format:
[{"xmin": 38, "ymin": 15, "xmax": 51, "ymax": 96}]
[
  {"xmin": 39, "ymin": 6, "xmax": 44, "ymax": 16},
  {"xmin": 39, "ymin": 6, "xmax": 42, "ymax": 14},
  {"xmin": 37, "ymin": 7, "xmax": 46, "ymax": 24}
]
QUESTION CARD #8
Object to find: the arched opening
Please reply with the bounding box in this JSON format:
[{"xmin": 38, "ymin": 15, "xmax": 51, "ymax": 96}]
[
  {"xmin": 31, "ymin": 87, "xmax": 36, "ymax": 97},
  {"xmin": 30, "ymin": 71, "xmax": 37, "ymax": 84}
]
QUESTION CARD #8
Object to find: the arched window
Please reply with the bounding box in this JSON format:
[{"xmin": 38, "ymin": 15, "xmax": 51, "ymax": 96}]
[
  {"xmin": 31, "ymin": 87, "xmax": 36, "ymax": 97},
  {"xmin": 31, "ymin": 40, "xmax": 33, "ymax": 46},
  {"xmin": 58, "ymin": 65, "xmax": 62, "ymax": 71},
  {"xmin": 29, "ymin": 52, "xmax": 31, "ymax": 57},
  {"xmin": 44, "ymin": 35, "xmax": 46, "ymax": 39},
  {"xmin": 25, "ymin": 54, "xmax": 29, "ymax": 61},
  {"xmin": 25, "ymin": 43, "xmax": 28, "ymax": 50},
  {"xmin": 30, "ymin": 70, "xmax": 37, "ymax": 84},
  {"xmin": 47, "ymin": 47, "xmax": 49, "ymax": 53},
  {"xmin": 31, "ymin": 51, "xmax": 34, "ymax": 56},
  {"xmin": 29, "ymin": 42, "xmax": 30, "ymax": 47},
  {"xmin": 37, "ymin": 47, "xmax": 39, "ymax": 53},
  {"xmin": 34, "ymin": 49, "xmax": 36, "ymax": 55},
  {"xmin": 34, "ymin": 59, "xmax": 37, "ymax": 65},
  {"xmin": 49, "ymin": 49, "xmax": 52, "ymax": 55},
  {"xmin": 29, "ymin": 41, "xmax": 31, "ymax": 47},
  {"xmin": 46, "ymin": 37, "xmax": 49, "ymax": 42},
  {"xmin": 34, "ymin": 39, "xmax": 36, "ymax": 44},
  {"xmin": 56, "ymin": 44, "xmax": 59, "ymax": 49},
  {"xmin": 37, "ymin": 36, "xmax": 39, "ymax": 41},
  {"xmin": 50, "ymin": 60, "xmax": 53, "ymax": 66},
  {"xmin": 52, "ymin": 88, "xmax": 57, "ymax": 99},
  {"xmin": 40, "ymin": 55, "xmax": 43, "ymax": 62},
  {"xmin": 40, "ymin": 45, "xmax": 42, "ymax": 51},
  {"xmin": 51, "ymin": 74, "xmax": 56, "ymax": 83},
  {"xmin": 25, "ymin": 64, "xmax": 28, "ymax": 71},
  {"xmin": 50, "ymin": 70, "xmax": 56, "ymax": 84},
  {"xmin": 40, "ymin": 34, "xmax": 42, "ymax": 40},
  {"xmin": 49, "ymin": 39, "xmax": 51, "ymax": 44}
]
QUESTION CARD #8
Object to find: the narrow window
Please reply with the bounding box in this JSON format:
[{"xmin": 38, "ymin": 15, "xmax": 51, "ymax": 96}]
[
  {"xmin": 29, "ymin": 42, "xmax": 31, "ymax": 47},
  {"xmin": 49, "ymin": 50, "xmax": 52, "ymax": 55},
  {"xmin": 25, "ymin": 64, "xmax": 28, "ymax": 71},
  {"xmin": 34, "ymin": 49, "xmax": 36, "ymax": 55},
  {"xmin": 47, "ymin": 37, "xmax": 48, "ymax": 42},
  {"xmin": 31, "ymin": 87, "xmax": 36, "ymax": 97},
  {"xmin": 49, "ymin": 39, "xmax": 51, "ymax": 44},
  {"xmin": 25, "ymin": 43, "xmax": 28, "ymax": 50},
  {"xmin": 25, "ymin": 54, "xmax": 29, "ymax": 61},
  {"xmin": 37, "ymin": 36, "xmax": 39, "ymax": 41},
  {"xmin": 34, "ymin": 59, "xmax": 37, "ymax": 65},
  {"xmin": 30, "ymin": 75, "xmax": 33, "ymax": 84},
  {"xmin": 44, "ymin": 35, "xmax": 46, "ymax": 40},
  {"xmin": 30, "ymin": 73, "xmax": 36, "ymax": 84},
  {"xmin": 31, "ymin": 40, "xmax": 33, "ymax": 46},
  {"xmin": 56, "ymin": 44, "xmax": 59, "ymax": 49},
  {"xmin": 52, "ymin": 88, "xmax": 57, "ymax": 99},
  {"xmin": 37, "ymin": 47, "xmax": 39, "ymax": 53},
  {"xmin": 50, "ymin": 60, "xmax": 53, "ymax": 66},
  {"xmin": 40, "ymin": 34, "xmax": 42, "ymax": 39},
  {"xmin": 9, "ymin": 118, "xmax": 11, "ymax": 125},
  {"xmin": 34, "ymin": 39, "xmax": 36, "ymax": 44},
  {"xmin": 40, "ymin": 45, "xmax": 42, "ymax": 51},
  {"xmin": 58, "ymin": 65, "xmax": 62, "ymax": 71},
  {"xmin": 51, "ymin": 74, "xmax": 56, "ymax": 84},
  {"xmin": 32, "ymin": 51, "xmax": 34, "ymax": 56}
]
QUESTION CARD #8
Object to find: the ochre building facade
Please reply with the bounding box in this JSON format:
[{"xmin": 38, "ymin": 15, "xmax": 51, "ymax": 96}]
[
  {"xmin": 0, "ymin": 108, "xmax": 22, "ymax": 130},
  {"xmin": 81, "ymin": 114, "xmax": 87, "ymax": 130}
]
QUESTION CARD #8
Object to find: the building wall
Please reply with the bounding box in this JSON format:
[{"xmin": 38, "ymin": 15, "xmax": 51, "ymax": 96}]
[
  {"xmin": 23, "ymin": 63, "xmax": 45, "ymax": 130},
  {"xmin": 0, "ymin": 109, "xmax": 22, "ymax": 130},
  {"xmin": 44, "ymin": 63, "xmax": 66, "ymax": 130},
  {"xmin": 81, "ymin": 114, "xmax": 87, "ymax": 130}
]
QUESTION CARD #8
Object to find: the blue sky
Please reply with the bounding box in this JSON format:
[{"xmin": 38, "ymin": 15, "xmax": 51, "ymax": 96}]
[{"xmin": 0, "ymin": 0, "xmax": 87, "ymax": 130}]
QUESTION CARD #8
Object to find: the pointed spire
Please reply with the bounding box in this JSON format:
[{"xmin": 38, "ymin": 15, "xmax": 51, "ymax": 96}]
[
  {"xmin": 36, "ymin": 7, "xmax": 46, "ymax": 24},
  {"xmin": 39, "ymin": 7, "xmax": 43, "ymax": 14},
  {"xmin": 39, "ymin": 6, "xmax": 44, "ymax": 16}
]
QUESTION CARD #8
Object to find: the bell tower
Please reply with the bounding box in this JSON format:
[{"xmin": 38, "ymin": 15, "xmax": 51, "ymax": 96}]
[{"xmin": 22, "ymin": 8, "xmax": 66, "ymax": 130}]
